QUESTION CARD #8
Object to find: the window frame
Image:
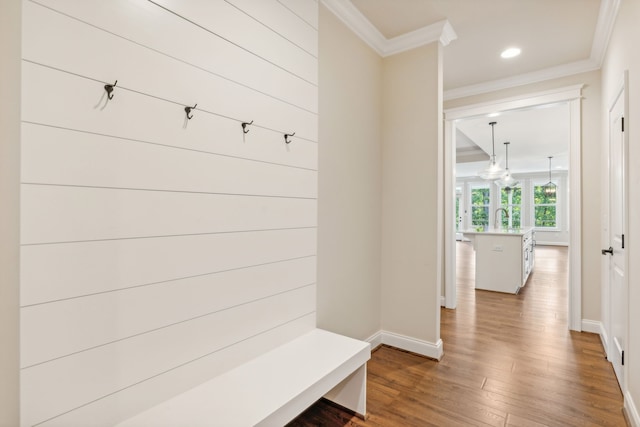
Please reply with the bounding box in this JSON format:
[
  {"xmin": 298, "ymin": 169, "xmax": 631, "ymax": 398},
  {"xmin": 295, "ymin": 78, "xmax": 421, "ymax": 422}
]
[
  {"xmin": 532, "ymin": 180, "xmax": 559, "ymax": 230},
  {"xmin": 470, "ymin": 184, "xmax": 491, "ymax": 229},
  {"xmin": 499, "ymin": 186, "xmax": 522, "ymax": 229}
]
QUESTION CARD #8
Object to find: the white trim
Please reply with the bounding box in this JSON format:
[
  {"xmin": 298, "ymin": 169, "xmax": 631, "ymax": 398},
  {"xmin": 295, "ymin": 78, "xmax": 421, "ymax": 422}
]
[
  {"xmin": 444, "ymin": 120, "xmax": 457, "ymax": 309},
  {"xmin": 443, "ymin": 0, "xmax": 620, "ymax": 100},
  {"xmin": 568, "ymin": 97, "xmax": 582, "ymax": 331},
  {"xmin": 366, "ymin": 330, "xmax": 443, "ymax": 361},
  {"xmin": 382, "ymin": 331, "xmax": 444, "ymax": 360},
  {"xmin": 445, "ymin": 85, "xmax": 584, "ymax": 120},
  {"xmin": 444, "ymin": 60, "xmax": 597, "ymax": 101},
  {"xmin": 320, "ymin": 0, "xmax": 457, "ymax": 57},
  {"xmin": 440, "ymin": 296, "xmax": 446, "ymax": 307},
  {"xmin": 320, "ymin": 0, "xmax": 386, "ymax": 55},
  {"xmin": 626, "ymin": 389, "xmax": 640, "ymax": 427},
  {"xmin": 364, "ymin": 330, "xmax": 384, "ymax": 350},
  {"xmin": 383, "ymin": 20, "xmax": 456, "ymax": 56},
  {"xmin": 534, "ymin": 242, "xmax": 568, "ymax": 247},
  {"xmin": 581, "ymin": 320, "xmax": 609, "ymax": 357},
  {"xmin": 600, "ymin": 323, "xmax": 610, "ymax": 357},
  {"xmin": 322, "ymin": 0, "xmax": 619, "ymax": 97},
  {"xmin": 591, "ymin": 0, "xmax": 622, "ymax": 67},
  {"xmin": 581, "ymin": 319, "xmax": 604, "ymax": 335},
  {"xmin": 444, "ymin": 85, "xmax": 583, "ymax": 332}
]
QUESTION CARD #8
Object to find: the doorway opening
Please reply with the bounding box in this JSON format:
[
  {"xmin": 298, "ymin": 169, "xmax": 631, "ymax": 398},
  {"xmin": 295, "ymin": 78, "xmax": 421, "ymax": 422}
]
[{"xmin": 443, "ymin": 85, "xmax": 583, "ymax": 331}]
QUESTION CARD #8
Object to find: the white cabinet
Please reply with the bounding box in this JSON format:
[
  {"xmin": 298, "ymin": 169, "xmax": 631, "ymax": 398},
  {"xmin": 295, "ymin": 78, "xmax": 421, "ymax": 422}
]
[{"xmin": 462, "ymin": 228, "xmax": 534, "ymax": 294}]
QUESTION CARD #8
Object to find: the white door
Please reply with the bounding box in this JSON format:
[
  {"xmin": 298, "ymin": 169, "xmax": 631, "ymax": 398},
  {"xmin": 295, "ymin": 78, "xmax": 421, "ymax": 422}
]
[{"xmin": 604, "ymin": 80, "xmax": 627, "ymax": 388}]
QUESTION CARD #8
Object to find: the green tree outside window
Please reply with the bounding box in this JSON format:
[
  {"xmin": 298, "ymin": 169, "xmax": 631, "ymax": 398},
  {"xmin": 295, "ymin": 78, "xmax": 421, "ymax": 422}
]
[
  {"xmin": 471, "ymin": 186, "xmax": 490, "ymax": 228},
  {"xmin": 500, "ymin": 187, "xmax": 522, "ymax": 228},
  {"xmin": 534, "ymin": 185, "xmax": 557, "ymax": 227}
]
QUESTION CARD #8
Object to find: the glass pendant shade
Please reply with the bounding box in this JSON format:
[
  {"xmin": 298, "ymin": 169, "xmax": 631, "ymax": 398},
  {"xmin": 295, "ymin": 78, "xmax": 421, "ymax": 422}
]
[
  {"xmin": 495, "ymin": 142, "xmax": 519, "ymax": 189},
  {"xmin": 498, "ymin": 171, "xmax": 518, "ymax": 186},
  {"xmin": 479, "ymin": 156, "xmax": 504, "ymax": 180},
  {"xmin": 478, "ymin": 121, "xmax": 504, "ymax": 180},
  {"xmin": 543, "ymin": 156, "xmax": 557, "ymax": 196}
]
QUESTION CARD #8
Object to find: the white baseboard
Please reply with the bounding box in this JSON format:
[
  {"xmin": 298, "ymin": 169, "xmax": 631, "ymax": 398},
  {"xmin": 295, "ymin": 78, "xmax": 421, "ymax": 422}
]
[
  {"xmin": 626, "ymin": 389, "xmax": 640, "ymax": 427},
  {"xmin": 534, "ymin": 241, "xmax": 569, "ymax": 246},
  {"xmin": 581, "ymin": 319, "xmax": 608, "ymax": 355},
  {"xmin": 581, "ymin": 319, "xmax": 602, "ymax": 333},
  {"xmin": 366, "ymin": 330, "xmax": 443, "ymax": 361},
  {"xmin": 364, "ymin": 330, "xmax": 383, "ymax": 350},
  {"xmin": 440, "ymin": 296, "xmax": 445, "ymax": 307}
]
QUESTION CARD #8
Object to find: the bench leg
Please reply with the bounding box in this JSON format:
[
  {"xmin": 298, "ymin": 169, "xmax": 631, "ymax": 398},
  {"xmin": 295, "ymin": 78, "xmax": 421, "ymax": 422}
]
[{"xmin": 323, "ymin": 364, "xmax": 367, "ymax": 418}]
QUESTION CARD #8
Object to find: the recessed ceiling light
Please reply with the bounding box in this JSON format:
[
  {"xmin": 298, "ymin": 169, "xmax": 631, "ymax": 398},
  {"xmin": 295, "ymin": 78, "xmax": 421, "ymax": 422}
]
[
  {"xmin": 487, "ymin": 112, "xmax": 500, "ymax": 118},
  {"xmin": 501, "ymin": 47, "xmax": 521, "ymax": 59}
]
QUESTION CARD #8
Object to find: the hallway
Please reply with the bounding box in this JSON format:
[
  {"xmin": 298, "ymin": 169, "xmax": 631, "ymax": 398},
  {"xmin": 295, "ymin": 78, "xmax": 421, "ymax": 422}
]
[{"xmin": 290, "ymin": 244, "xmax": 627, "ymax": 426}]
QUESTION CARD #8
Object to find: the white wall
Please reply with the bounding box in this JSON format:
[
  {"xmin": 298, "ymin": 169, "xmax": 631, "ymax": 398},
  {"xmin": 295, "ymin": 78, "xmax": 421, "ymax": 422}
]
[
  {"xmin": 601, "ymin": 0, "xmax": 640, "ymax": 422},
  {"xmin": 318, "ymin": 9, "xmax": 444, "ymax": 356},
  {"xmin": 0, "ymin": 1, "xmax": 21, "ymax": 425},
  {"xmin": 317, "ymin": 5, "xmax": 382, "ymax": 340},
  {"xmin": 20, "ymin": 1, "xmax": 318, "ymax": 425},
  {"xmin": 381, "ymin": 42, "xmax": 443, "ymax": 354}
]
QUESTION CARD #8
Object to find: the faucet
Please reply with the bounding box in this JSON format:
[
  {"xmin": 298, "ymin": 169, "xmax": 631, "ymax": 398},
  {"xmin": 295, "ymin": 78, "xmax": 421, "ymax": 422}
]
[{"xmin": 495, "ymin": 208, "xmax": 509, "ymax": 229}]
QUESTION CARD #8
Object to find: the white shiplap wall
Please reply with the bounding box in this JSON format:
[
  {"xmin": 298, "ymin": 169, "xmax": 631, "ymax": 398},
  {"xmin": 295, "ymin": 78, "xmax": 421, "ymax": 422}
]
[{"xmin": 20, "ymin": 1, "xmax": 318, "ymax": 425}]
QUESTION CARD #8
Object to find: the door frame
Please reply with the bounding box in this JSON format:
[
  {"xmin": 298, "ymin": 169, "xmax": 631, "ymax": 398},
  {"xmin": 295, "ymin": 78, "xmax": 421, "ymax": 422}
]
[
  {"xmin": 604, "ymin": 71, "xmax": 629, "ymax": 387},
  {"xmin": 443, "ymin": 85, "xmax": 583, "ymax": 331}
]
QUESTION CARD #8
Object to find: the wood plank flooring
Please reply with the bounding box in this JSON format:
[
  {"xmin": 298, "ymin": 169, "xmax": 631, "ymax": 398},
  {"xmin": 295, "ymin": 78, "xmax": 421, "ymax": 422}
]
[{"xmin": 288, "ymin": 244, "xmax": 627, "ymax": 426}]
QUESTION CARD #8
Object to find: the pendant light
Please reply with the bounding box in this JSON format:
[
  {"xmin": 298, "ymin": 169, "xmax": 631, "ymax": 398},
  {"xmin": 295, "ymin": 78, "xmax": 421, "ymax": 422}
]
[
  {"xmin": 543, "ymin": 156, "xmax": 557, "ymax": 196},
  {"xmin": 478, "ymin": 121, "xmax": 505, "ymax": 180},
  {"xmin": 495, "ymin": 141, "xmax": 519, "ymax": 191}
]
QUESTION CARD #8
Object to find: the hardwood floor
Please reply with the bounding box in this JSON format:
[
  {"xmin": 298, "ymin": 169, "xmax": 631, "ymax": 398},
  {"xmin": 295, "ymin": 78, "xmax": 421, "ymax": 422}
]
[{"xmin": 288, "ymin": 244, "xmax": 627, "ymax": 426}]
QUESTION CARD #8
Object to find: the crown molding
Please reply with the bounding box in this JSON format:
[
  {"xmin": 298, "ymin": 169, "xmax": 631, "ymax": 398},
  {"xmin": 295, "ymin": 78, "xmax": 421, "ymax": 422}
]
[
  {"xmin": 444, "ymin": 0, "xmax": 620, "ymax": 101},
  {"xmin": 590, "ymin": 0, "xmax": 621, "ymax": 67},
  {"xmin": 321, "ymin": 0, "xmax": 457, "ymax": 57},
  {"xmin": 322, "ymin": 0, "xmax": 619, "ymax": 99},
  {"xmin": 383, "ymin": 20, "xmax": 456, "ymax": 56},
  {"xmin": 444, "ymin": 59, "xmax": 599, "ymax": 101},
  {"xmin": 321, "ymin": 0, "xmax": 387, "ymax": 55}
]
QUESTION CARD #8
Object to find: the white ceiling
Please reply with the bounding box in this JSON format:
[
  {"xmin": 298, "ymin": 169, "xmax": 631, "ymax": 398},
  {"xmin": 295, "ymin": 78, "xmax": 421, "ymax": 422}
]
[
  {"xmin": 454, "ymin": 103, "xmax": 569, "ymax": 178},
  {"xmin": 328, "ymin": 0, "xmax": 613, "ymax": 176},
  {"xmin": 348, "ymin": 0, "xmax": 603, "ymax": 92}
]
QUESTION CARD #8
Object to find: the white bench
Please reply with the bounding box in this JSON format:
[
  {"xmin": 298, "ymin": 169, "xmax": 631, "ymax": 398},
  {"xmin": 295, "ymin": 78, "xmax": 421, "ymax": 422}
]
[{"xmin": 116, "ymin": 329, "xmax": 371, "ymax": 427}]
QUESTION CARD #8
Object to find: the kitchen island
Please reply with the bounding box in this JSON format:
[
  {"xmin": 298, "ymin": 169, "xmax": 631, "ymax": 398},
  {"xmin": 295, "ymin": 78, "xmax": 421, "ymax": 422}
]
[{"xmin": 461, "ymin": 227, "xmax": 535, "ymax": 294}]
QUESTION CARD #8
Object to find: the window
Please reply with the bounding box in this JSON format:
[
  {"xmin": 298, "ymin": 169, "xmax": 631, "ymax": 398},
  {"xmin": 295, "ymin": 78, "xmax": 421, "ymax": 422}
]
[
  {"xmin": 500, "ymin": 187, "xmax": 521, "ymax": 228},
  {"xmin": 471, "ymin": 185, "xmax": 490, "ymax": 228},
  {"xmin": 534, "ymin": 183, "xmax": 557, "ymax": 228}
]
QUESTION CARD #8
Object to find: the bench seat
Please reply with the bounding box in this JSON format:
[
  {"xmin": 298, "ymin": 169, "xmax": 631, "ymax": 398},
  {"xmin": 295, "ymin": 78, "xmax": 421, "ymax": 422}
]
[{"xmin": 116, "ymin": 328, "xmax": 371, "ymax": 427}]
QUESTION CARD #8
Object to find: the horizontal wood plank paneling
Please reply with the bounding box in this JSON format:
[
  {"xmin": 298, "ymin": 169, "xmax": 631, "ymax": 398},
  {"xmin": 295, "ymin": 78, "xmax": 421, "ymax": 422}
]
[
  {"xmin": 22, "ymin": 227, "xmax": 316, "ymax": 306},
  {"xmin": 22, "ymin": 63, "xmax": 316, "ymax": 155},
  {"xmin": 23, "ymin": 1, "xmax": 317, "ymax": 136},
  {"xmin": 277, "ymin": 0, "xmax": 318, "ymax": 29},
  {"xmin": 21, "ymin": 0, "xmax": 318, "ymax": 424},
  {"xmin": 150, "ymin": 0, "xmax": 317, "ymax": 85},
  {"xmin": 22, "ymin": 124, "xmax": 317, "ymax": 199},
  {"xmin": 226, "ymin": 0, "xmax": 318, "ymax": 57},
  {"xmin": 22, "ymin": 257, "xmax": 316, "ymax": 368},
  {"xmin": 37, "ymin": 314, "xmax": 316, "ymax": 427},
  {"xmin": 28, "ymin": 0, "xmax": 317, "ymax": 117},
  {"xmin": 21, "ymin": 185, "xmax": 317, "ymax": 244},
  {"xmin": 22, "ymin": 286, "xmax": 315, "ymax": 426}
]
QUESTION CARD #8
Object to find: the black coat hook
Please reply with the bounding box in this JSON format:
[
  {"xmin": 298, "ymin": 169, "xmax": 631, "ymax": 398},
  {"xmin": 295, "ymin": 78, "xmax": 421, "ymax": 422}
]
[
  {"xmin": 185, "ymin": 103, "xmax": 197, "ymax": 120},
  {"xmin": 284, "ymin": 132, "xmax": 295, "ymax": 144},
  {"xmin": 242, "ymin": 120, "xmax": 254, "ymax": 134},
  {"xmin": 104, "ymin": 80, "xmax": 117, "ymax": 100}
]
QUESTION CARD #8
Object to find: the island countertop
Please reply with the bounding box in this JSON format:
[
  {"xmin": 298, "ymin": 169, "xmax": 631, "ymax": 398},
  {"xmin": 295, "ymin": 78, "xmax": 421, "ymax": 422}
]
[
  {"xmin": 460, "ymin": 226, "xmax": 535, "ymax": 294},
  {"xmin": 461, "ymin": 226, "xmax": 534, "ymax": 237}
]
